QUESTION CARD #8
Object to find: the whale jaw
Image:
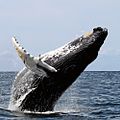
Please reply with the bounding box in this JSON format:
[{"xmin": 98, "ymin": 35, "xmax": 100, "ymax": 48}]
[{"xmin": 9, "ymin": 27, "xmax": 108, "ymax": 112}]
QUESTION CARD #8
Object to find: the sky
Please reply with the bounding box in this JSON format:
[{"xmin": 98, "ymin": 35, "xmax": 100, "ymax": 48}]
[{"xmin": 0, "ymin": 0, "xmax": 120, "ymax": 71}]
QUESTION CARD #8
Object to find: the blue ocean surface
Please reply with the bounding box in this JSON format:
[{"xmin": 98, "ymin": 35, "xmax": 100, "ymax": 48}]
[{"xmin": 0, "ymin": 71, "xmax": 120, "ymax": 120}]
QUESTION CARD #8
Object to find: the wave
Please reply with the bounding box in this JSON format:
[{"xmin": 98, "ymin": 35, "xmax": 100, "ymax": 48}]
[{"xmin": 0, "ymin": 107, "xmax": 68, "ymax": 118}]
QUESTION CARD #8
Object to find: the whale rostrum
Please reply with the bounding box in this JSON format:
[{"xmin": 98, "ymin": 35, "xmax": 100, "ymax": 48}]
[{"xmin": 9, "ymin": 27, "xmax": 108, "ymax": 112}]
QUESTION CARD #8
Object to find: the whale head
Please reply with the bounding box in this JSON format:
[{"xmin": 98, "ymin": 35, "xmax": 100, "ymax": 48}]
[
  {"xmin": 41, "ymin": 27, "xmax": 108, "ymax": 77},
  {"xmin": 9, "ymin": 27, "xmax": 108, "ymax": 112}
]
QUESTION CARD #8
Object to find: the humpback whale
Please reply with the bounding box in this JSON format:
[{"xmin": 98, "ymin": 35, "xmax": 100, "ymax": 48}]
[{"xmin": 9, "ymin": 27, "xmax": 108, "ymax": 112}]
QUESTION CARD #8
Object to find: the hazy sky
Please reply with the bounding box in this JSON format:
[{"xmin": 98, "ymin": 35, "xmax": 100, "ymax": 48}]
[{"xmin": 0, "ymin": 0, "xmax": 119, "ymax": 71}]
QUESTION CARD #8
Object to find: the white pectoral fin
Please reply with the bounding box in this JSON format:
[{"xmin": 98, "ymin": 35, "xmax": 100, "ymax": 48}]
[
  {"xmin": 12, "ymin": 36, "xmax": 57, "ymax": 75},
  {"xmin": 12, "ymin": 37, "xmax": 34, "ymax": 68},
  {"xmin": 12, "ymin": 37, "xmax": 27, "ymax": 62},
  {"xmin": 41, "ymin": 60, "xmax": 57, "ymax": 72}
]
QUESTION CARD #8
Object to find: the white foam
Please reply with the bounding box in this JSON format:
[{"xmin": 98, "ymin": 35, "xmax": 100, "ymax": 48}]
[{"xmin": 8, "ymin": 88, "xmax": 36, "ymax": 111}]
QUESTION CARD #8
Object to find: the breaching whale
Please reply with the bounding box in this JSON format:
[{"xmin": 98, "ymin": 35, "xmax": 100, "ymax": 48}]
[{"xmin": 9, "ymin": 27, "xmax": 108, "ymax": 112}]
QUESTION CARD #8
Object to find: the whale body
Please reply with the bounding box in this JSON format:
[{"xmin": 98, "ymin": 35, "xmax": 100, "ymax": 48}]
[{"xmin": 9, "ymin": 27, "xmax": 108, "ymax": 112}]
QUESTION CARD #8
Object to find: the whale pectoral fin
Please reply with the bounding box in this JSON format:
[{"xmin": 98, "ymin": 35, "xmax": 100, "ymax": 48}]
[
  {"xmin": 12, "ymin": 37, "xmax": 57, "ymax": 75},
  {"xmin": 36, "ymin": 56, "xmax": 57, "ymax": 72},
  {"xmin": 12, "ymin": 37, "xmax": 34, "ymax": 69},
  {"xmin": 41, "ymin": 61, "xmax": 57, "ymax": 72},
  {"xmin": 12, "ymin": 37, "xmax": 27, "ymax": 62}
]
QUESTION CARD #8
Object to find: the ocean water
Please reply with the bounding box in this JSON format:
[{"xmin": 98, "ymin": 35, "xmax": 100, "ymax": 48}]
[{"xmin": 0, "ymin": 71, "xmax": 120, "ymax": 120}]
